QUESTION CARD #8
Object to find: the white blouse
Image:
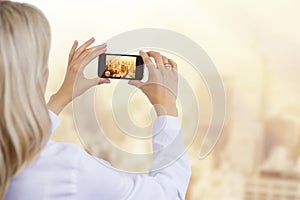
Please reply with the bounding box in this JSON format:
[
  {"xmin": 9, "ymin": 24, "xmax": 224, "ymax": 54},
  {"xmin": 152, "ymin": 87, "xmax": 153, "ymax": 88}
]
[{"xmin": 5, "ymin": 111, "xmax": 191, "ymax": 200}]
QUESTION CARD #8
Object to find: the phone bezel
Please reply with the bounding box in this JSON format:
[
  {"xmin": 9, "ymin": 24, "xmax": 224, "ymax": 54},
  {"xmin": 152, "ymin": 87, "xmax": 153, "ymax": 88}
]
[{"xmin": 98, "ymin": 53, "xmax": 144, "ymax": 80}]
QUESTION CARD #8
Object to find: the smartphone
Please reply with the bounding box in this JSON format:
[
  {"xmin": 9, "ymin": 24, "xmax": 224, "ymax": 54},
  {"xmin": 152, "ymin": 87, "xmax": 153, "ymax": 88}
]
[{"xmin": 98, "ymin": 53, "xmax": 144, "ymax": 80}]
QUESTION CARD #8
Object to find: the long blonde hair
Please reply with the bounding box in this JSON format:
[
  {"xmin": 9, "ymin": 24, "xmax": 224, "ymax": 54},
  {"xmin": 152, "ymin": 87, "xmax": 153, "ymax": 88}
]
[{"xmin": 0, "ymin": 1, "xmax": 51, "ymax": 198}]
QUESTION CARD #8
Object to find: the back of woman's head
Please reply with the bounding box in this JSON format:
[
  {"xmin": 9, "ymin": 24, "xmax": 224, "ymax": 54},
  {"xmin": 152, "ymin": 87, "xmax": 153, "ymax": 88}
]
[{"xmin": 0, "ymin": 1, "xmax": 51, "ymax": 197}]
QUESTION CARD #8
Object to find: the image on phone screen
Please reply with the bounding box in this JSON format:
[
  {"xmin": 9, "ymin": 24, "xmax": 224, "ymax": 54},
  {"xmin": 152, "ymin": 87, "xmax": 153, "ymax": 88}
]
[{"xmin": 98, "ymin": 54, "xmax": 144, "ymax": 80}]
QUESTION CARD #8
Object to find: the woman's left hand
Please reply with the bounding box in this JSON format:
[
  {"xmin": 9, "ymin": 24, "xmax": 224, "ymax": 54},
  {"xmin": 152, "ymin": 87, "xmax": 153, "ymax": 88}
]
[{"xmin": 48, "ymin": 38, "xmax": 110, "ymax": 115}]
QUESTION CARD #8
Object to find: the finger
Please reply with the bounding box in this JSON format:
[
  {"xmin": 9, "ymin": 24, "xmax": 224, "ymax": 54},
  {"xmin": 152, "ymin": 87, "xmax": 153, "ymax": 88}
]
[
  {"xmin": 140, "ymin": 50, "xmax": 155, "ymax": 75},
  {"xmin": 147, "ymin": 51, "xmax": 164, "ymax": 70},
  {"xmin": 78, "ymin": 43, "xmax": 107, "ymax": 62},
  {"xmin": 162, "ymin": 56, "xmax": 169, "ymax": 65},
  {"xmin": 74, "ymin": 37, "xmax": 96, "ymax": 58},
  {"xmin": 68, "ymin": 40, "xmax": 78, "ymax": 67},
  {"xmin": 128, "ymin": 80, "xmax": 144, "ymax": 88},
  {"xmin": 162, "ymin": 55, "xmax": 172, "ymax": 71},
  {"xmin": 79, "ymin": 45, "xmax": 107, "ymax": 70},
  {"xmin": 168, "ymin": 59, "xmax": 178, "ymax": 71}
]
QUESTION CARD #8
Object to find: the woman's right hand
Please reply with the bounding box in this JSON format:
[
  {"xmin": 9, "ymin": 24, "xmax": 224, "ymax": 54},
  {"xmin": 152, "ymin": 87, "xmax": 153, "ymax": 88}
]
[{"xmin": 129, "ymin": 51, "xmax": 178, "ymax": 116}]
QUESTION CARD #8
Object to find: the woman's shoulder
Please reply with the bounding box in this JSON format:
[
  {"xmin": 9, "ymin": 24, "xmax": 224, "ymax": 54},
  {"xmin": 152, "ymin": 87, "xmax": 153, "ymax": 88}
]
[
  {"xmin": 23, "ymin": 140, "xmax": 88, "ymax": 171},
  {"xmin": 37, "ymin": 140, "xmax": 110, "ymax": 169},
  {"xmin": 6, "ymin": 141, "xmax": 93, "ymax": 199},
  {"xmin": 41, "ymin": 140, "xmax": 85, "ymax": 157}
]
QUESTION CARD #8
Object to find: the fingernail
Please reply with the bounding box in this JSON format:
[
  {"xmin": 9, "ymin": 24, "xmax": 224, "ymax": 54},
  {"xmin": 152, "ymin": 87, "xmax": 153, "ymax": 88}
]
[{"xmin": 90, "ymin": 37, "xmax": 95, "ymax": 41}]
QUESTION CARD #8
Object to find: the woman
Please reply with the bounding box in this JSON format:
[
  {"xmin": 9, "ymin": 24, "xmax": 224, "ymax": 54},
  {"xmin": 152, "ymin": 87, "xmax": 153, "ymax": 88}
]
[{"xmin": 0, "ymin": 1, "xmax": 191, "ymax": 199}]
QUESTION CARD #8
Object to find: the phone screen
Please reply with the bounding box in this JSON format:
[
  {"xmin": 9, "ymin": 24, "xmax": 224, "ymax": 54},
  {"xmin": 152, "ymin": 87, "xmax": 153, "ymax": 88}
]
[{"xmin": 98, "ymin": 54, "xmax": 144, "ymax": 80}]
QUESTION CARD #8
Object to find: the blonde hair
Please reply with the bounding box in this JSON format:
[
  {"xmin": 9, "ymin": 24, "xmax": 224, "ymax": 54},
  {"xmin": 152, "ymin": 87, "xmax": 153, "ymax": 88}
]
[{"xmin": 0, "ymin": 1, "xmax": 51, "ymax": 198}]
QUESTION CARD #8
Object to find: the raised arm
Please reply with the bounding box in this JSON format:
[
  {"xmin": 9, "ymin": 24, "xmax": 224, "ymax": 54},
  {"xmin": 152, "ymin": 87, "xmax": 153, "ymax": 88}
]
[
  {"xmin": 47, "ymin": 38, "xmax": 110, "ymax": 115},
  {"xmin": 76, "ymin": 51, "xmax": 191, "ymax": 199}
]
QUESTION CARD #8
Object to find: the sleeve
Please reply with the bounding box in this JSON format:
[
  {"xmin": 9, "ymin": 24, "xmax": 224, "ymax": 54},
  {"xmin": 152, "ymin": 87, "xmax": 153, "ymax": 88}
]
[
  {"xmin": 48, "ymin": 110, "xmax": 61, "ymax": 133},
  {"xmin": 76, "ymin": 116, "xmax": 191, "ymax": 200}
]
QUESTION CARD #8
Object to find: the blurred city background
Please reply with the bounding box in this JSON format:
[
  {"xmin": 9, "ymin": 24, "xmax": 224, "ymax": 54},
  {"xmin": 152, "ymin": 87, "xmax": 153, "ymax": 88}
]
[{"xmin": 18, "ymin": 0, "xmax": 300, "ymax": 199}]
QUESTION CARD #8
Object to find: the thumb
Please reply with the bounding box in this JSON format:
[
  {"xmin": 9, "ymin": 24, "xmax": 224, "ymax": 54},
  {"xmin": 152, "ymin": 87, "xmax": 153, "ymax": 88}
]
[
  {"xmin": 89, "ymin": 78, "xmax": 110, "ymax": 86},
  {"xmin": 98, "ymin": 78, "xmax": 111, "ymax": 84},
  {"xmin": 128, "ymin": 80, "xmax": 144, "ymax": 88}
]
